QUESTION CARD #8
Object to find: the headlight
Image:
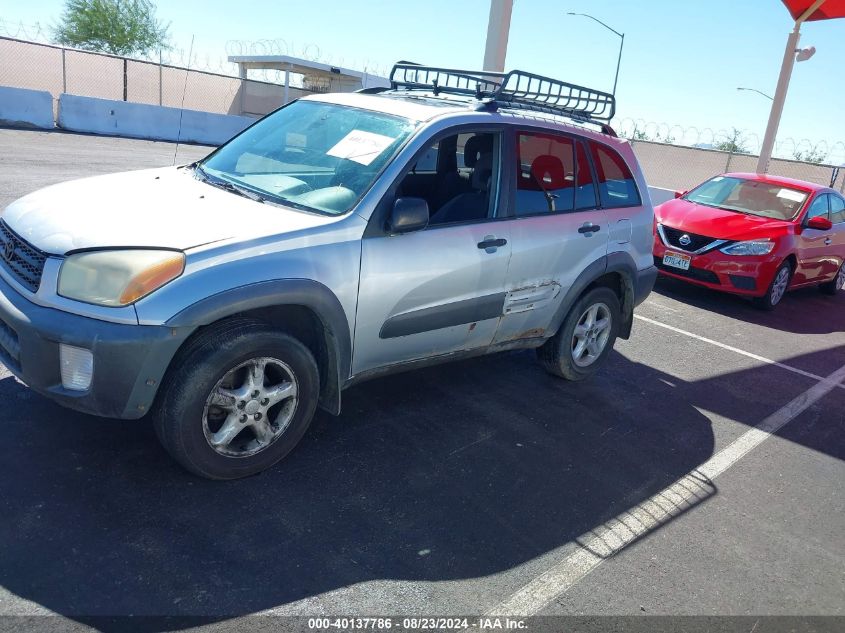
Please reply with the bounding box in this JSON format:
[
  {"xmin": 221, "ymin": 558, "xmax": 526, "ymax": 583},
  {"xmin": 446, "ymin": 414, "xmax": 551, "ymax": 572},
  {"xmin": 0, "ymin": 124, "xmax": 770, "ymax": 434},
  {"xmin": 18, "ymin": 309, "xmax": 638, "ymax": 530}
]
[
  {"xmin": 719, "ymin": 240, "xmax": 776, "ymax": 256},
  {"xmin": 58, "ymin": 249, "xmax": 185, "ymax": 306}
]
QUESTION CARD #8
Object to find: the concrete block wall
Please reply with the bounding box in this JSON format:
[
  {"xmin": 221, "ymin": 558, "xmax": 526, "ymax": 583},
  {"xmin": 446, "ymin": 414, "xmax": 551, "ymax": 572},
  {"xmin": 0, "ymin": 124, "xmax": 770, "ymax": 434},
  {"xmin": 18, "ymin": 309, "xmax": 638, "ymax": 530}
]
[
  {"xmin": 0, "ymin": 86, "xmax": 54, "ymax": 129},
  {"xmin": 57, "ymin": 94, "xmax": 253, "ymax": 145}
]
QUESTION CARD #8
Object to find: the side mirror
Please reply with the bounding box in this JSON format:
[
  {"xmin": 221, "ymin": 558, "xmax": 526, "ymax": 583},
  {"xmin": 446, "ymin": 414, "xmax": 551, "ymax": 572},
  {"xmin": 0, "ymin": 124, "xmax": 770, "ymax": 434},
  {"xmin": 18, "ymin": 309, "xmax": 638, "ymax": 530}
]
[
  {"xmin": 674, "ymin": 190, "xmax": 687, "ymax": 199},
  {"xmin": 387, "ymin": 197, "xmax": 429, "ymax": 234},
  {"xmin": 806, "ymin": 216, "xmax": 833, "ymax": 231}
]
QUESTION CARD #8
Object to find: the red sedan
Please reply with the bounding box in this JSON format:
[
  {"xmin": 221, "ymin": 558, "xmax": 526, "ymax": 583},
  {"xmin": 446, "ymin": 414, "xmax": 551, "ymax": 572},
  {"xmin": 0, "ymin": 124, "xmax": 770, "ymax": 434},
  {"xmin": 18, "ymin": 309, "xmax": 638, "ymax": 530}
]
[{"xmin": 653, "ymin": 173, "xmax": 845, "ymax": 309}]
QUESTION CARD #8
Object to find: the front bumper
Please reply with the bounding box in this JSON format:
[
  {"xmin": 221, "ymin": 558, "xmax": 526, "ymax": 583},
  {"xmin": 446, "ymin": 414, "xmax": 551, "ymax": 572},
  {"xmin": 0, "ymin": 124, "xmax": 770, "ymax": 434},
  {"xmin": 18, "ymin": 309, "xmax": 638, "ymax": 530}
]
[
  {"xmin": 0, "ymin": 274, "xmax": 192, "ymax": 419},
  {"xmin": 653, "ymin": 240, "xmax": 778, "ymax": 297}
]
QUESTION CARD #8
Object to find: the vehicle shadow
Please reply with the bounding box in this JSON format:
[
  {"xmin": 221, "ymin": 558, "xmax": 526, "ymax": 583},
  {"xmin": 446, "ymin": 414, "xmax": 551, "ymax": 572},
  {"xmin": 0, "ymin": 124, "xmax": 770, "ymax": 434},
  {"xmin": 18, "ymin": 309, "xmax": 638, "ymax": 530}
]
[
  {"xmin": 653, "ymin": 276, "xmax": 845, "ymax": 335},
  {"xmin": 0, "ymin": 343, "xmax": 838, "ymax": 628}
]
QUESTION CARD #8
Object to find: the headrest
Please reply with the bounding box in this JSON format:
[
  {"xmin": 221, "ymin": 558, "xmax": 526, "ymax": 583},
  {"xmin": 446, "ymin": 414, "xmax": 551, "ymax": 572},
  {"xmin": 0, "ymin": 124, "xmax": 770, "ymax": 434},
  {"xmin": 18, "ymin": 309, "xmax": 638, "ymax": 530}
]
[
  {"xmin": 471, "ymin": 153, "xmax": 493, "ymax": 191},
  {"xmin": 530, "ymin": 155, "xmax": 567, "ymax": 190},
  {"xmin": 464, "ymin": 135, "xmax": 494, "ymax": 167}
]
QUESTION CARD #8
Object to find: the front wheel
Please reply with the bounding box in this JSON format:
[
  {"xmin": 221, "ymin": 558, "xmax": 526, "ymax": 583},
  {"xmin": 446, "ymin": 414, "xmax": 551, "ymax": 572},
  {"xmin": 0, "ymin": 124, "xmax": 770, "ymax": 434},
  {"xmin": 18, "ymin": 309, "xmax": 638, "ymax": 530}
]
[
  {"xmin": 819, "ymin": 262, "xmax": 844, "ymax": 296},
  {"xmin": 537, "ymin": 287, "xmax": 621, "ymax": 381},
  {"xmin": 754, "ymin": 262, "xmax": 792, "ymax": 311},
  {"xmin": 153, "ymin": 319, "xmax": 319, "ymax": 480}
]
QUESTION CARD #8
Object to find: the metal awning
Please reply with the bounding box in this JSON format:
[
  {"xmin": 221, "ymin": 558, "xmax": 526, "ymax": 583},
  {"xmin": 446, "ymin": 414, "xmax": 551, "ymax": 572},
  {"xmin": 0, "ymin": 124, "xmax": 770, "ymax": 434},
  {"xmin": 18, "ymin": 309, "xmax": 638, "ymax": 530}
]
[{"xmin": 781, "ymin": 0, "xmax": 845, "ymax": 20}]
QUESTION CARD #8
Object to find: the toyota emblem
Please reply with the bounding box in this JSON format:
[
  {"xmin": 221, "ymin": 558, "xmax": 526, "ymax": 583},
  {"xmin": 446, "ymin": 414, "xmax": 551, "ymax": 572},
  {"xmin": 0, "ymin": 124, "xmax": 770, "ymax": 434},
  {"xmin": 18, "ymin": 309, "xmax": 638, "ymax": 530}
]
[
  {"xmin": 679, "ymin": 234, "xmax": 692, "ymax": 247},
  {"xmin": 2, "ymin": 240, "xmax": 13, "ymax": 262}
]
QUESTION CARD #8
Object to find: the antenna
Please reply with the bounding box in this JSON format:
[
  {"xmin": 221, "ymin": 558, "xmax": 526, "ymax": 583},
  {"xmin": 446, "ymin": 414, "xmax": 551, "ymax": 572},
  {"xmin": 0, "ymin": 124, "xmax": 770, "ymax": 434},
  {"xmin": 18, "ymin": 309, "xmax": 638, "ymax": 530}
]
[{"xmin": 172, "ymin": 35, "xmax": 195, "ymax": 165}]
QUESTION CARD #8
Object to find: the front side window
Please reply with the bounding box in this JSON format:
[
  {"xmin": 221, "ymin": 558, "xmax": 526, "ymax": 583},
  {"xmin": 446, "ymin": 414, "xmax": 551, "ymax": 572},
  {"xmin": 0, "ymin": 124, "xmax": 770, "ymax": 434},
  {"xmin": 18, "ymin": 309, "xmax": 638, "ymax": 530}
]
[
  {"xmin": 201, "ymin": 100, "xmax": 415, "ymax": 215},
  {"xmin": 590, "ymin": 142, "xmax": 641, "ymax": 208},
  {"xmin": 394, "ymin": 131, "xmax": 501, "ymax": 226},
  {"xmin": 684, "ymin": 176, "xmax": 810, "ymax": 221},
  {"xmin": 806, "ymin": 194, "xmax": 830, "ymax": 221}
]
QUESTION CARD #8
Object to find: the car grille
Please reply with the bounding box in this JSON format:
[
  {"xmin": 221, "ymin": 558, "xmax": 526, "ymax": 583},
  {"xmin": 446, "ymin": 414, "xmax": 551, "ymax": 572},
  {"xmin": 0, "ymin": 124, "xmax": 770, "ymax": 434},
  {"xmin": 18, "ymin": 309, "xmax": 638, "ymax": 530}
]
[
  {"xmin": 0, "ymin": 219, "xmax": 47, "ymax": 293},
  {"xmin": 654, "ymin": 256, "xmax": 720, "ymax": 285},
  {"xmin": 659, "ymin": 224, "xmax": 721, "ymax": 253}
]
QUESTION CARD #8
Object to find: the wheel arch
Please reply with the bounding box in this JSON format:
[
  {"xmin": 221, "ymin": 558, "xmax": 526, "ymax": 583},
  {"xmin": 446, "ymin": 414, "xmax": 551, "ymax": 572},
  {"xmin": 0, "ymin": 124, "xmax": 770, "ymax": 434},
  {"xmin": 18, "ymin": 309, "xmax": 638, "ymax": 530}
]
[
  {"xmin": 548, "ymin": 254, "xmax": 638, "ymax": 340},
  {"xmin": 166, "ymin": 280, "xmax": 351, "ymax": 415}
]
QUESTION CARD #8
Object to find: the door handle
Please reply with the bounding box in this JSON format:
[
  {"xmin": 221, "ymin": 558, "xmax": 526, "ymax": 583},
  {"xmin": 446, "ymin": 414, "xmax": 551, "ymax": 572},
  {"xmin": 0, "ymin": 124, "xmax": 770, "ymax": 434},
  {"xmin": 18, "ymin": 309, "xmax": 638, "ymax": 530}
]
[
  {"xmin": 825, "ymin": 238, "xmax": 832, "ymax": 245},
  {"xmin": 477, "ymin": 237, "xmax": 507, "ymax": 250},
  {"xmin": 578, "ymin": 223, "xmax": 601, "ymax": 235}
]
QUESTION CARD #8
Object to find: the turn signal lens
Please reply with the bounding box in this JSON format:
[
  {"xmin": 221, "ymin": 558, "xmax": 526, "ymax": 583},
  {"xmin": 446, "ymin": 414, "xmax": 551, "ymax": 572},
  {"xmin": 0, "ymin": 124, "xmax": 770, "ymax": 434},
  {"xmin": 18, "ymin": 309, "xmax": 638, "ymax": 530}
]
[{"xmin": 119, "ymin": 253, "xmax": 185, "ymax": 304}]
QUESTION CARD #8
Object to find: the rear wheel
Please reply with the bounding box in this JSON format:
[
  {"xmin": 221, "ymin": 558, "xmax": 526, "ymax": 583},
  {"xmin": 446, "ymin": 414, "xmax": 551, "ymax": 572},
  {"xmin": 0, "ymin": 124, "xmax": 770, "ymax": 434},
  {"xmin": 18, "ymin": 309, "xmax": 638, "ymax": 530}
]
[
  {"xmin": 154, "ymin": 319, "xmax": 319, "ymax": 480},
  {"xmin": 820, "ymin": 262, "xmax": 845, "ymax": 296},
  {"xmin": 754, "ymin": 262, "xmax": 792, "ymax": 311},
  {"xmin": 537, "ymin": 287, "xmax": 621, "ymax": 381}
]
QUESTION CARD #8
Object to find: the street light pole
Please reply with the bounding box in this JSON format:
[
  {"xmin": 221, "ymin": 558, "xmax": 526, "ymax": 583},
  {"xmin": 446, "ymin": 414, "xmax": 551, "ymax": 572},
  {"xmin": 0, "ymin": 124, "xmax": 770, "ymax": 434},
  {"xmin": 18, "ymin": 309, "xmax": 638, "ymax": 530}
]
[
  {"xmin": 566, "ymin": 12, "xmax": 624, "ymax": 96},
  {"xmin": 737, "ymin": 87, "xmax": 774, "ymax": 101}
]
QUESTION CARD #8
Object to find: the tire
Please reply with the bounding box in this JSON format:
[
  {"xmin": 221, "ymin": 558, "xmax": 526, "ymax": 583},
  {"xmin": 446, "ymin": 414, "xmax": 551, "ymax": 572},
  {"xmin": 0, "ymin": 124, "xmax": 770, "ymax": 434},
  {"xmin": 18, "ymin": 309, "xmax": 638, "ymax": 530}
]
[
  {"xmin": 537, "ymin": 287, "xmax": 621, "ymax": 381},
  {"xmin": 819, "ymin": 262, "xmax": 845, "ymax": 296},
  {"xmin": 153, "ymin": 318, "xmax": 319, "ymax": 480},
  {"xmin": 754, "ymin": 261, "xmax": 792, "ymax": 311}
]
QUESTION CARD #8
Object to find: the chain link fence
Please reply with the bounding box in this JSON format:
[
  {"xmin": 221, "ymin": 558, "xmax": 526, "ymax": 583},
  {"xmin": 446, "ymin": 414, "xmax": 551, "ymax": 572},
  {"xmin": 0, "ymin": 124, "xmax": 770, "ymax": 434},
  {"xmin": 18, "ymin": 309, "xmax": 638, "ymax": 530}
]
[
  {"xmin": 0, "ymin": 36, "xmax": 309, "ymax": 119},
  {"xmin": 626, "ymin": 138, "xmax": 845, "ymax": 194}
]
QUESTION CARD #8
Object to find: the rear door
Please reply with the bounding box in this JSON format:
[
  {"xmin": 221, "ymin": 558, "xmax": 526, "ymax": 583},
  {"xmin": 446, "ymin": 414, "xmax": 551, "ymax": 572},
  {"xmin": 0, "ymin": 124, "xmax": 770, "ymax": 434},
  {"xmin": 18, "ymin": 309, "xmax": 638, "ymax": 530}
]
[{"xmin": 491, "ymin": 131, "xmax": 610, "ymax": 344}]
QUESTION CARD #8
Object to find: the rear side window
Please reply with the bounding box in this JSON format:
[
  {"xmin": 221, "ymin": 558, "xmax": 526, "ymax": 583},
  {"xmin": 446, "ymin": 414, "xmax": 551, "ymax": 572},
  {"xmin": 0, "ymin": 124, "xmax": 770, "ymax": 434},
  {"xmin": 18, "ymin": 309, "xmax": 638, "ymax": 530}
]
[
  {"xmin": 514, "ymin": 132, "xmax": 595, "ymax": 216},
  {"xmin": 589, "ymin": 142, "xmax": 641, "ymax": 208},
  {"xmin": 830, "ymin": 195, "xmax": 845, "ymax": 224}
]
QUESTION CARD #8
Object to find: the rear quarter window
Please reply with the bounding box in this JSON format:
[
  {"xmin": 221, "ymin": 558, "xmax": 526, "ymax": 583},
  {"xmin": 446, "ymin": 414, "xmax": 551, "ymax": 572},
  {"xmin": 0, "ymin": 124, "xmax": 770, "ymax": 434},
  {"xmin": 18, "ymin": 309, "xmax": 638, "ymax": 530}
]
[{"xmin": 589, "ymin": 142, "xmax": 641, "ymax": 208}]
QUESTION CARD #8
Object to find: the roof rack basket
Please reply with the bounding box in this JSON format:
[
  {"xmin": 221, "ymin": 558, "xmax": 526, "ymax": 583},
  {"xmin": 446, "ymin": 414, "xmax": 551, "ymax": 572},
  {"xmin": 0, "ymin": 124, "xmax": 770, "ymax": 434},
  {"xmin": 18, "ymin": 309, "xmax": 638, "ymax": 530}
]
[{"xmin": 389, "ymin": 63, "xmax": 616, "ymax": 124}]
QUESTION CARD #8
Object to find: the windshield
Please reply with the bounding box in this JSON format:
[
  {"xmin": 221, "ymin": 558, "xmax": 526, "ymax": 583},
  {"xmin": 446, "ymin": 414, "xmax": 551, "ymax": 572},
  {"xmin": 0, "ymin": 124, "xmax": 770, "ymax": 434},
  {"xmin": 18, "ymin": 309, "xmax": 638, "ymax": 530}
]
[
  {"xmin": 683, "ymin": 176, "xmax": 809, "ymax": 220},
  {"xmin": 200, "ymin": 100, "xmax": 415, "ymax": 215}
]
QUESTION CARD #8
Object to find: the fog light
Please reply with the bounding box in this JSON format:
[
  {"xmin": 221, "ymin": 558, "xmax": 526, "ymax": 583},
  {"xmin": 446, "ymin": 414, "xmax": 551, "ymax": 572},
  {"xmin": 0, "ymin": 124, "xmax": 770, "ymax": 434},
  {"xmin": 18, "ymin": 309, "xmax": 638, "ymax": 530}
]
[{"xmin": 60, "ymin": 344, "xmax": 94, "ymax": 391}]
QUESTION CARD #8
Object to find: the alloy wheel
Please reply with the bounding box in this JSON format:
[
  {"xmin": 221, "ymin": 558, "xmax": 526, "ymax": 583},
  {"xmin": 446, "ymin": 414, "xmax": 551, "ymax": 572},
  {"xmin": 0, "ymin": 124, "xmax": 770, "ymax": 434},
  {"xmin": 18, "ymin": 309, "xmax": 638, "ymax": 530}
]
[
  {"xmin": 770, "ymin": 266, "xmax": 790, "ymax": 305},
  {"xmin": 202, "ymin": 357, "xmax": 299, "ymax": 457},
  {"xmin": 571, "ymin": 302, "xmax": 612, "ymax": 368}
]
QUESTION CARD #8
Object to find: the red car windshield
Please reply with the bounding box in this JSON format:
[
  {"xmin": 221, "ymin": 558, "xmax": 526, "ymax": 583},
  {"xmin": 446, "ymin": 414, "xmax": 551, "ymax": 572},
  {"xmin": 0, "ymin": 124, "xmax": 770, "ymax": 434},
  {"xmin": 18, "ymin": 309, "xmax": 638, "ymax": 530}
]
[{"xmin": 684, "ymin": 176, "xmax": 809, "ymax": 221}]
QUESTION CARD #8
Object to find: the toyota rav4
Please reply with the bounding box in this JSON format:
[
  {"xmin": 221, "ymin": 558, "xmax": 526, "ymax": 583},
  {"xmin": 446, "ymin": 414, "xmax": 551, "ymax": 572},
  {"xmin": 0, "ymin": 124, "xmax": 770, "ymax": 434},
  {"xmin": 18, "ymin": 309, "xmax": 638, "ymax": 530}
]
[{"xmin": 0, "ymin": 64, "xmax": 656, "ymax": 479}]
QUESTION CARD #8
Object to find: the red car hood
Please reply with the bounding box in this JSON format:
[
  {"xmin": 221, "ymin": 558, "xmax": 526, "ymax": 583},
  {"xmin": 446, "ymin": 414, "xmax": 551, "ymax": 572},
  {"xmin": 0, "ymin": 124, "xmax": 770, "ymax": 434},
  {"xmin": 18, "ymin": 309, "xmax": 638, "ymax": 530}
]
[{"xmin": 655, "ymin": 198, "xmax": 794, "ymax": 240}]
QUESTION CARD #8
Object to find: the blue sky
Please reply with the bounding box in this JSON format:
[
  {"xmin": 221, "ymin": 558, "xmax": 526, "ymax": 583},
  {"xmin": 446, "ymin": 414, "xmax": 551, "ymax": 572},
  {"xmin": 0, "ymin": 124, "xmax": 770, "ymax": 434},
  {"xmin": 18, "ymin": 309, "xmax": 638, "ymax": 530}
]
[{"xmin": 3, "ymin": 0, "xmax": 844, "ymax": 159}]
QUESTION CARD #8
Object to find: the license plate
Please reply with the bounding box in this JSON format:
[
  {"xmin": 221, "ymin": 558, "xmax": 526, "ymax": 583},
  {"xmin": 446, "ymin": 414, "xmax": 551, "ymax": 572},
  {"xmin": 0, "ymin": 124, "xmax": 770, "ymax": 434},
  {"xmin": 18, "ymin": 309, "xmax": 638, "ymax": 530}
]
[{"xmin": 663, "ymin": 251, "xmax": 691, "ymax": 271}]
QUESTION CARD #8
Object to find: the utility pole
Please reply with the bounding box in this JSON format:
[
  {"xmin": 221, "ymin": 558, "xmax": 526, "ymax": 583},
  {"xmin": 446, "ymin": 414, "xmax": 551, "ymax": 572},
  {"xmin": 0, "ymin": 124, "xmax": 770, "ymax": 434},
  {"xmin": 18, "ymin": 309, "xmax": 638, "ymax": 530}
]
[
  {"xmin": 482, "ymin": 0, "xmax": 513, "ymax": 72},
  {"xmin": 755, "ymin": 0, "xmax": 824, "ymax": 173}
]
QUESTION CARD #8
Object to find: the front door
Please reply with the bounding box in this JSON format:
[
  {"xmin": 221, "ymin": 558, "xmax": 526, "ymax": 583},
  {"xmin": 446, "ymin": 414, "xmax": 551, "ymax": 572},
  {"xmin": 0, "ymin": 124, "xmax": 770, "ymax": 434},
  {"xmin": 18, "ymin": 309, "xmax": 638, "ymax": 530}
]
[
  {"xmin": 795, "ymin": 194, "xmax": 837, "ymax": 285},
  {"xmin": 352, "ymin": 130, "xmax": 511, "ymax": 375}
]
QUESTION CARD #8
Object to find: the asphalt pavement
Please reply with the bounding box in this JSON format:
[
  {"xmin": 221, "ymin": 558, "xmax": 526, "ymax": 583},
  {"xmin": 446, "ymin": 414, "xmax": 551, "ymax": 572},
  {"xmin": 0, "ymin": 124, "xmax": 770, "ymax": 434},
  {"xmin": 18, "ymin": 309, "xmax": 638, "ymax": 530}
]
[{"xmin": 0, "ymin": 128, "xmax": 842, "ymax": 630}]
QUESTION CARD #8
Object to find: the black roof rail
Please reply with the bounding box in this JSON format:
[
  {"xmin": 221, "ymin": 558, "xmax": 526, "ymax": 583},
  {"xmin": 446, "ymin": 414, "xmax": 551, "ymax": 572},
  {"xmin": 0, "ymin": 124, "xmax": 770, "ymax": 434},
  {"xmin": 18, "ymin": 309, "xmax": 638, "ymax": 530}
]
[
  {"xmin": 355, "ymin": 86, "xmax": 389, "ymax": 94},
  {"xmin": 388, "ymin": 63, "xmax": 616, "ymax": 124}
]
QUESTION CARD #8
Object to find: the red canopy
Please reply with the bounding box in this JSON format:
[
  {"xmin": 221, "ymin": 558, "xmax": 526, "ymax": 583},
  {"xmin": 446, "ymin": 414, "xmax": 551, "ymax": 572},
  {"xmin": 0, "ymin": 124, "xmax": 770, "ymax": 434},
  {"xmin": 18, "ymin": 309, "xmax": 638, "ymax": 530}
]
[{"xmin": 781, "ymin": 0, "xmax": 845, "ymax": 21}]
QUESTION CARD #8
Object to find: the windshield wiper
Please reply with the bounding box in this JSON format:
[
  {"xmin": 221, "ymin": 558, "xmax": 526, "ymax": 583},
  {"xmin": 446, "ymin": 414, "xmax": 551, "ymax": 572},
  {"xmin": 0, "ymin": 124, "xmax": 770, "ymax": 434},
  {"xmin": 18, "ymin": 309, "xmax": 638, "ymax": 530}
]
[{"xmin": 194, "ymin": 165, "xmax": 266, "ymax": 203}]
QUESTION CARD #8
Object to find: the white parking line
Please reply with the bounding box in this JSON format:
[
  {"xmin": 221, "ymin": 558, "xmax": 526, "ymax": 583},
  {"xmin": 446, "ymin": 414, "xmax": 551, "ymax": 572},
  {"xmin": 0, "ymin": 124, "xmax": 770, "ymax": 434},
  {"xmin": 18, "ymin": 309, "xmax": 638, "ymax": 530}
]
[
  {"xmin": 489, "ymin": 362, "xmax": 845, "ymax": 617},
  {"xmin": 634, "ymin": 314, "xmax": 845, "ymax": 389}
]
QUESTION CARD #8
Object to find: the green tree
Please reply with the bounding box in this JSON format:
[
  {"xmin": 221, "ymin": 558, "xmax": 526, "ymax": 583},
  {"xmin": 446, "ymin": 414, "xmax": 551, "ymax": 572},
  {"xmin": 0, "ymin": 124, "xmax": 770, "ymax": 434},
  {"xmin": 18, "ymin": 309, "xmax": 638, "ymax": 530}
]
[
  {"xmin": 53, "ymin": 0, "xmax": 169, "ymax": 57},
  {"xmin": 793, "ymin": 145, "xmax": 828, "ymax": 164},
  {"xmin": 714, "ymin": 128, "xmax": 750, "ymax": 154}
]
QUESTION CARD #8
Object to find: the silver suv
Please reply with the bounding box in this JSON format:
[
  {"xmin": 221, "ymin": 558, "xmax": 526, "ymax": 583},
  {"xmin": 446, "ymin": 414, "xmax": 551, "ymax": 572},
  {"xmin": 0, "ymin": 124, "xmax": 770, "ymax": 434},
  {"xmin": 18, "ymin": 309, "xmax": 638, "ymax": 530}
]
[{"xmin": 0, "ymin": 65, "xmax": 656, "ymax": 479}]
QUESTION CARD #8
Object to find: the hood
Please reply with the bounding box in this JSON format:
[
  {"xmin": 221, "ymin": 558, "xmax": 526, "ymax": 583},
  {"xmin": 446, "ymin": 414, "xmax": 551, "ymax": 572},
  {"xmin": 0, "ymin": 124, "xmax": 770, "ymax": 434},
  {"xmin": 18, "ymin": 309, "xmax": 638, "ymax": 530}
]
[
  {"xmin": 0, "ymin": 167, "xmax": 338, "ymax": 254},
  {"xmin": 655, "ymin": 198, "xmax": 794, "ymax": 240}
]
